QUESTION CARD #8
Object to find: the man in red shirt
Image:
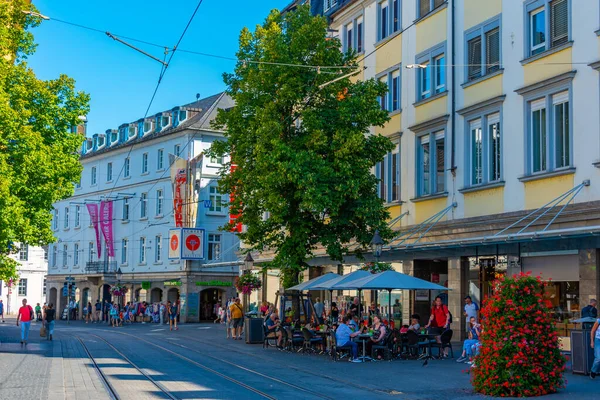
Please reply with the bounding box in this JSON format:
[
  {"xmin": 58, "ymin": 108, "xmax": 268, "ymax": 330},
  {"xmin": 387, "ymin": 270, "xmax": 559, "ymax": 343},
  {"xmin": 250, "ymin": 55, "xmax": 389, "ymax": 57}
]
[
  {"xmin": 425, "ymin": 296, "xmax": 451, "ymax": 357},
  {"xmin": 17, "ymin": 298, "xmax": 34, "ymax": 345}
]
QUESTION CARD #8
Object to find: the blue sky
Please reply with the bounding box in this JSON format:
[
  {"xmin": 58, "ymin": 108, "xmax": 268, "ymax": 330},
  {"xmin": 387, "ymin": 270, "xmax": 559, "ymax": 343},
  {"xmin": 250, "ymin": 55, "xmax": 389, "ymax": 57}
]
[{"xmin": 29, "ymin": 0, "xmax": 290, "ymax": 135}]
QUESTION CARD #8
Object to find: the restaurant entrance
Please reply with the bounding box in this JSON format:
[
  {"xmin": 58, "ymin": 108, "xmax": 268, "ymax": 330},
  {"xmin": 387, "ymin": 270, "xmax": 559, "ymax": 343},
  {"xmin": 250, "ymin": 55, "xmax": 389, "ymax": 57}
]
[
  {"xmin": 200, "ymin": 288, "xmax": 221, "ymax": 321},
  {"xmin": 413, "ymin": 259, "xmax": 448, "ymax": 323}
]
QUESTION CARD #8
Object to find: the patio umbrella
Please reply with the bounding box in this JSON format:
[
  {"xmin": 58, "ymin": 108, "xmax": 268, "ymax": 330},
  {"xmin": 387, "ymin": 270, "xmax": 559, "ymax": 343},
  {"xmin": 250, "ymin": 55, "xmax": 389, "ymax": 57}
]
[
  {"xmin": 342, "ymin": 270, "xmax": 449, "ymax": 324},
  {"xmin": 311, "ymin": 269, "xmax": 372, "ymax": 320},
  {"xmin": 287, "ymin": 272, "xmax": 340, "ymax": 291}
]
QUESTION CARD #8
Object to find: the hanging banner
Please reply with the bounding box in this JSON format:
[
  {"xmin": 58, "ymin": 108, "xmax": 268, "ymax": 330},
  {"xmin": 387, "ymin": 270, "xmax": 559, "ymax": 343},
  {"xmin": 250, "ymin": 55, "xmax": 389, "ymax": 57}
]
[
  {"xmin": 86, "ymin": 203, "xmax": 102, "ymax": 258},
  {"xmin": 168, "ymin": 229, "xmax": 181, "ymax": 259},
  {"xmin": 181, "ymin": 228, "xmax": 205, "ymax": 260},
  {"xmin": 229, "ymin": 163, "xmax": 242, "ymax": 233},
  {"xmin": 189, "ymin": 153, "xmax": 204, "ymax": 227},
  {"xmin": 99, "ymin": 200, "xmax": 115, "ymax": 257},
  {"xmin": 169, "ymin": 154, "xmax": 188, "ymax": 227}
]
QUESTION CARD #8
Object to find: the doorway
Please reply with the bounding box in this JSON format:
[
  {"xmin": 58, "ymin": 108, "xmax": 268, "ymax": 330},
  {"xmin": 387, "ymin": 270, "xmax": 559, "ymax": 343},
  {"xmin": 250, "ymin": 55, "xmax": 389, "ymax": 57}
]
[
  {"xmin": 49, "ymin": 287, "xmax": 57, "ymax": 309},
  {"xmin": 200, "ymin": 289, "xmax": 222, "ymax": 321},
  {"xmin": 151, "ymin": 288, "xmax": 163, "ymax": 303},
  {"xmin": 102, "ymin": 284, "xmax": 112, "ymax": 304},
  {"xmin": 413, "ymin": 259, "xmax": 449, "ymax": 323},
  {"xmin": 167, "ymin": 288, "xmax": 180, "ymax": 303}
]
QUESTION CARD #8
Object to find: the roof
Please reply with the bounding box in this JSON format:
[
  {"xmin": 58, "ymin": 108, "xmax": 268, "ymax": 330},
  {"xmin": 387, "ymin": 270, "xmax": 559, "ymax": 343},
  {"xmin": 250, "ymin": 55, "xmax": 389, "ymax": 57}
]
[{"xmin": 80, "ymin": 92, "xmax": 234, "ymax": 160}]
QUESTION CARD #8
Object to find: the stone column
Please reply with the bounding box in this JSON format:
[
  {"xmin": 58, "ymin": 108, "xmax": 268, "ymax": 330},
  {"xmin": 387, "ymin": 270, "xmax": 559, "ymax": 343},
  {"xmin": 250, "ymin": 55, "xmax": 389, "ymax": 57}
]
[
  {"xmin": 448, "ymin": 257, "xmax": 467, "ymax": 340},
  {"xmin": 579, "ymin": 249, "xmax": 599, "ymax": 306},
  {"xmin": 180, "ymin": 275, "xmax": 190, "ymax": 323},
  {"xmin": 401, "ymin": 260, "xmax": 414, "ymax": 325}
]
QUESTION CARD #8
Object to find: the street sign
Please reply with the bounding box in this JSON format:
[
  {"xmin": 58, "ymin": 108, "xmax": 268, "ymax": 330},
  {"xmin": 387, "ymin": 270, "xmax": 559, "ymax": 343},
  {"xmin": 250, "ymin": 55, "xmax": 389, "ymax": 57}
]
[
  {"xmin": 62, "ymin": 287, "xmax": 68, "ymax": 297},
  {"xmin": 181, "ymin": 228, "xmax": 205, "ymax": 260}
]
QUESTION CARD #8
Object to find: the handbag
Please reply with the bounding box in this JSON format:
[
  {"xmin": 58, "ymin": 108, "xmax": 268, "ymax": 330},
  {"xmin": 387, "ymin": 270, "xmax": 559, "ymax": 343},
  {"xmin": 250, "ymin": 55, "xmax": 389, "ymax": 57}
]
[{"xmin": 40, "ymin": 324, "xmax": 46, "ymax": 337}]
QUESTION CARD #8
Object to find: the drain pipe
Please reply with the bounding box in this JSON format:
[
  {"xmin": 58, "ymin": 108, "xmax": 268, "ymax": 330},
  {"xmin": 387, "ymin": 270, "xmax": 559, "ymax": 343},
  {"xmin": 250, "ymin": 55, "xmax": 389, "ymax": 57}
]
[{"xmin": 450, "ymin": 0, "xmax": 457, "ymax": 174}]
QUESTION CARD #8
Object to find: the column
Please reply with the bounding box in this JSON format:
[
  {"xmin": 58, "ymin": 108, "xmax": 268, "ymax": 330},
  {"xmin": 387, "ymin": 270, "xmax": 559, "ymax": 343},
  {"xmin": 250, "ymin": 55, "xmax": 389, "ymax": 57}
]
[
  {"xmin": 401, "ymin": 260, "xmax": 414, "ymax": 325},
  {"xmin": 579, "ymin": 249, "xmax": 600, "ymax": 305},
  {"xmin": 448, "ymin": 257, "xmax": 468, "ymax": 341},
  {"xmin": 180, "ymin": 275, "xmax": 190, "ymax": 323}
]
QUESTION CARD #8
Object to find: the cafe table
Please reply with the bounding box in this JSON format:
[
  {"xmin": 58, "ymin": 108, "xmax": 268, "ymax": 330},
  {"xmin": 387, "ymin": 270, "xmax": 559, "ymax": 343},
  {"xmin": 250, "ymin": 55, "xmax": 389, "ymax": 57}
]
[{"xmin": 356, "ymin": 333, "xmax": 374, "ymax": 362}]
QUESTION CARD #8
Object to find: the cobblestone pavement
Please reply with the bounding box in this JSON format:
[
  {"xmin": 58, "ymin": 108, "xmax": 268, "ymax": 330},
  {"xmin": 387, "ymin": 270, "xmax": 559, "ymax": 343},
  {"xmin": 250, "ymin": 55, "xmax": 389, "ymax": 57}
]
[{"xmin": 0, "ymin": 318, "xmax": 598, "ymax": 399}]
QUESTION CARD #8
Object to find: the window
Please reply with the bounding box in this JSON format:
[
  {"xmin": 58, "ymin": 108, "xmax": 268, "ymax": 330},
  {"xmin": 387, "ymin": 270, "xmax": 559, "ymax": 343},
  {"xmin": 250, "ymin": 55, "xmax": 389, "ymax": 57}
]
[
  {"xmin": 91, "ymin": 166, "xmax": 97, "ymax": 185},
  {"xmin": 466, "ymin": 19, "xmax": 500, "ymax": 82},
  {"xmin": 209, "ymin": 156, "xmax": 223, "ymax": 165},
  {"xmin": 209, "ymin": 186, "xmax": 223, "ymax": 213},
  {"xmin": 345, "ymin": 22, "xmax": 353, "ymax": 52},
  {"xmin": 392, "ymin": 0, "xmax": 400, "ymax": 32},
  {"xmin": 155, "ymin": 235, "xmax": 162, "ymax": 262},
  {"xmin": 343, "ymin": 16, "xmax": 364, "ymax": 53},
  {"xmin": 161, "ymin": 116, "xmax": 170, "ymax": 129},
  {"xmin": 324, "ymin": 0, "xmax": 338, "ymax": 12},
  {"xmin": 106, "ymin": 162, "xmax": 113, "ymax": 182},
  {"xmin": 379, "ymin": 76, "xmax": 388, "ymax": 110},
  {"xmin": 378, "ymin": 67, "xmax": 401, "ymax": 112},
  {"xmin": 391, "ymin": 144, "xmax": 401, "ymax": 201},
  {"xmin": 54, "ymin": 209, "xmax": 58, "ymax": 230},
  {"xmin": 62, "ymin": 244, "xmax": 68, "ymax": 267},
  {"xmin": 526, "ymin": 0, "xmax": 569, "ymax": 57},
  {"xmin": 417, "ymin": 131, "xmax": 445, "ymax": 196},
  {"xmin": 18, "ymin": 279, "xmax": 27, "ymax": 296},
  {"xmin": 156, "ymin": 189, "xmax": 164, "ymax": 216},
  {"xmin": 141, "ymin": 193, "xmax": 148, "ymax": 218},
  {"xmin": 75, "ymin": 205, "xmax": 81, "ymax": 228},
  {"xmin": 418, "ymin": 0, "xmax": 445, "ymax": 19},
  {"xmin": 179, "ymin": 110, "xmax": 187, "ymax": 121},
  {"xmin": 522, "ymin": 89, "xmax": 571, "ymax": 175},
  {"xmin": 144, "ymin": 120, "xmax": 153, "ymax": 134},
  {"xmin": 139, "ymin": 237, "xmax": 146, "ymax": 263},
  {"xmin": 377, "ymin": 0, "xmax": 400, "ymax": 42},
  {"xmin": 52, "ymin": 246, "xmax": 57, "ymax": 268},
  {"xmin": 469, "ymin": 121, "xmax": 483, "ymax": 185},
  {"xmin": 157, "ymin": 149, "xmax": 164, "ymax": 170},
  {"xmin": 174, "ymin": 144, "xmax": 181, "ymax": 156},
  {"xmin": 208, "ymin": 234, "xmax": 221, "ymax": 260},
  {"xmin": 379, "ymin": 144, "xmax": 401, "ymax": 203},
  {"xmin": 76, "ymin": 178, "xmax": 81, "ymax": 189},
  {"xmin": 357, "ymin": 18, "xmax": 363, "ymax": 53},
  {"xmin": 377, "ymin": 159, "xmax": 386, "ymax": 201},
  {"xmin": 128, "ymin": 125, "xmax": 137, "ymax": 139},
  {"xmin": 379, "ymin": 1, "xmax": 388, "ymax": 41},
  {"xmin": 43, "ymin": 245, "xmax": 48, "ymax": 261},
  {"xmin": 121, "ymin": 239, "xmax": 128, "ymax": 264},
  {"xmin": 416, "ymin": 44, "xmax": 446, "ymax": 101},
  {"xmin": 88, "ymin": 242, "xmax": 94, "ymax": 261},
  {"xmin": 19, "ymin": 244, "xmax": 28, "ymax": 261},
  {"xmin": 64, "ymin": 207, "xmax": 69, "ymax": 229},
  {"xmin": 124, "ymin": 157, "xmax": 130, "ymax": 178},
  {"xmin": 74, "ymin": 243, "xmax": 79, "ymax": 266},
  {"xmin": 43, "ymin": 279, "xmax": 46, "ymax": 296},
  {"xmin": 142, "ymin": 153, "xmax": 148, "ymax": 174},
  {"xmin": 122, "ymin": 198, "xmax": 129, "ymax": 221}
]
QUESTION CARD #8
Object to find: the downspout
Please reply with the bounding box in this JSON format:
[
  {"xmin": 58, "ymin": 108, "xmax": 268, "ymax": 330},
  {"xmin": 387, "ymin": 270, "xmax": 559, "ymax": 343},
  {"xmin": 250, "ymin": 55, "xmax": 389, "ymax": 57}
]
[{"xmin": 450, "ymin": 0, "xmax": 457, "ymax": 174}]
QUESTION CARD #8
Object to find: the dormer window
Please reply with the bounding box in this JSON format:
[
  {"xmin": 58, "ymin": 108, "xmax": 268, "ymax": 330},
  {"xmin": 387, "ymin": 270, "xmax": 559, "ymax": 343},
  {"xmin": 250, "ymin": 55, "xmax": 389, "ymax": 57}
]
[
  {"xmin": 97, "ymin": 135, "xmax": 106, "ymax": 148},
  {"xmin": 119, "ymin": 127, "xmax": 127, "ymax": 142},
  {"xmin": 179, "ymin": 110, "xmax": 187, "ymax": 122},
  {"xmin": 160, "ymin": 115, "xmax": 171, "ymax": 131},
  {"xmin": 143, "ymin": 120, "xmax": 153, "ymax": 135},
  {"xmin": 110, "ymin": 131, "xmax": 118, "ymax": 144},
  {"xmin": 128, "ymin": 125, "xmax": 137, "ymax": 141}
]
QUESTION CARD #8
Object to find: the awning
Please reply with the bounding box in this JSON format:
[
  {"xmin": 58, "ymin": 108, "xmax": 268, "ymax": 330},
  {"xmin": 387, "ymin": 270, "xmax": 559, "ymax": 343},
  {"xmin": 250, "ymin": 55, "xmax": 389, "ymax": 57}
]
[
  {"xmin": 311, "ymin": 270, "xmax": 371, "ymax": 290},
  {"xmin": 340, "ymin": 270, "xmax": 449, "ymax": 291},
  {"xmin": 287, "ymin": 272, "xmax": 340, "ymax": 291}
]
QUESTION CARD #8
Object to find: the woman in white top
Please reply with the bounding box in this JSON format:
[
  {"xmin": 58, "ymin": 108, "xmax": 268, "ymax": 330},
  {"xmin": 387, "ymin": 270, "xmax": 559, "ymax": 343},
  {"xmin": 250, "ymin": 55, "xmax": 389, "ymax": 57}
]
[{"xmin": 591, "ymin": 318, "xmax": 600, "ymax": 378}]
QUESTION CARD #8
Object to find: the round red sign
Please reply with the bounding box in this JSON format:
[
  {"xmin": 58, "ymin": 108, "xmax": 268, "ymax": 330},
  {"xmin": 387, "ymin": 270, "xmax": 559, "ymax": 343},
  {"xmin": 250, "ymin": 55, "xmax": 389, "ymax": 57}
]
[
  {"xmin": 170, "ymin": 235, "xmax": 179, "ymax": 251},
  {"xmin": 185, "ymin": 234, "xmax": 201, "ymax": 251}
]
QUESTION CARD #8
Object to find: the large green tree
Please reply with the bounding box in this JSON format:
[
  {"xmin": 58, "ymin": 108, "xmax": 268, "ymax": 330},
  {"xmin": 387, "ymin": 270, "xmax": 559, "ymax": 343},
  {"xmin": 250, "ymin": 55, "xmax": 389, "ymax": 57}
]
[
  {"xmin": 210, "ymin": 6, "xmax": 394, "ymax": 288},
  {"xmin": 0, "ymin": 1, "xmax": 90, "ymax": 281}
]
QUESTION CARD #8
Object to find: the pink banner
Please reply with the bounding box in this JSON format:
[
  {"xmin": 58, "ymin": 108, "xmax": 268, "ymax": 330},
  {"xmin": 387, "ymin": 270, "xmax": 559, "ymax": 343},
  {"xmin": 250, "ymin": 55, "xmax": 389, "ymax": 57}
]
[
  {"xmin": 86, "ymin": 203, "xmax": 101, "ymax": 258},
  {"xmin": 100, "ymin": 200, "xmax": 115, "ymax": 257}
]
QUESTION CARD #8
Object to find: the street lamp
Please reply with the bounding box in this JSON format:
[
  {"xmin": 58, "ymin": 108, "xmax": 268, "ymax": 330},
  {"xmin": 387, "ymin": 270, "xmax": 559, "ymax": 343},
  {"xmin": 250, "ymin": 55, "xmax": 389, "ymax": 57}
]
[
  {"xmin": 116, "ymin": 267, "xmax": 123, "ymax": 283},
  {"xmin": 243, "ymin": 253, "xmax": 254, "ymax": 272},
  {"xmin": 370, "ymin": 230, "xmax": 384, "ymax": 263}
]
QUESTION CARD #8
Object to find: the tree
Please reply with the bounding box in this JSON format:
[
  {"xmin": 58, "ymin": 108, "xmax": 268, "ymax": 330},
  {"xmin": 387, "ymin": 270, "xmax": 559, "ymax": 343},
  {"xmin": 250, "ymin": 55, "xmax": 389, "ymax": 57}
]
[
  {"xmin": 209, "ymin": 6, "xmax": 394, "ymax": 288},
  {"xmin": 0, "ymin": 1, "xmax": 90, "ymax": 282},
  {"xmin": 471, "ymin": 273, "xmax": 566, "ymax": 397}
]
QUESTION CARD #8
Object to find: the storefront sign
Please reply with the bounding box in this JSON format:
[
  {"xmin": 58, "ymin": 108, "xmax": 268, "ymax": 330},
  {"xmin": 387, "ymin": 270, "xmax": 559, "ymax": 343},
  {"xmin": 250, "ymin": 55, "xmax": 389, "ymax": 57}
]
[
  {"xmin": 164, "ymin": 280, "xmax": 182, "ymax": 286},
  {"xmin": 181, "ymin": 228, "xmax": 205, "ymax": 260},
  {"xmin": 141, "ymin": 281, "xmax": 151, "ymax": 290},
  {"xmin": 415, "ymin": 290, "xmax": 429, "ymax": 301},
  {"xmin": 195, "ymin": 280, "xmax": 232, "ymax": 287}
]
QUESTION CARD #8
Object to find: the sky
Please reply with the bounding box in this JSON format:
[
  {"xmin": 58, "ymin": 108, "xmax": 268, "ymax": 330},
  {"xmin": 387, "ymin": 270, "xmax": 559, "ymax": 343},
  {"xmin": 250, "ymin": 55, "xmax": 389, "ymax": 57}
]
[{"xmin": 29, "ymin": 0, "xmax": 291, "ymax": 135}]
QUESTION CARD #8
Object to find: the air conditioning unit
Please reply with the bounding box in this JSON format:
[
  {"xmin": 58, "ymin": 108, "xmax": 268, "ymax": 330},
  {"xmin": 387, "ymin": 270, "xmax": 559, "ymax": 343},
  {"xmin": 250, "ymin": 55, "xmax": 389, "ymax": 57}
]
[{"xmin": 570, "ymin": 330, "xmax": 595, "ymax": 375}]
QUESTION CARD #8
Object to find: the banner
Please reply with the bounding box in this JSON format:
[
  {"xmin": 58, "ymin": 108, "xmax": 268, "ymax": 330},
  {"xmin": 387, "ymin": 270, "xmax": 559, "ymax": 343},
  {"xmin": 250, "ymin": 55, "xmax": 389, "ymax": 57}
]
[
  {"xmin": 169, "ymin": 154, "xmax": 188, "ymax": 227},
  {"xmin": 168, "ymin": 229, "xmax": 181, "ymax": 259},
  {"xmin": 181, "ymin": 228, "xmax": 205, "ymax": 260},
  {"xmin": 229, "ymin": 164, "xmax": 242, "ymax": 232},
  {"xmin": 99, "ymin": 200, "xmax": 115, "ymax": 257},
  {"xmin": 86, "ymin": 203, "xmax": 101, "ymax": 258},
  {"xmin": 189, "ymin": 153, "xmax": 204, "ymax": 227}
]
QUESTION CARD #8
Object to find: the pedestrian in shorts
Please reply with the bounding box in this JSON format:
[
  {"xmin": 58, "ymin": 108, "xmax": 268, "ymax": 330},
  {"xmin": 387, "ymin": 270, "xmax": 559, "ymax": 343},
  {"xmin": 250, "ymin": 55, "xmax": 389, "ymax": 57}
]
[
  {"xmin": 229, "ymin": 298, "xmax": 244, "ymax": 340},
  {"xmin": 0, "ymin": 299, "xmax": 4, "ymax": 323}
]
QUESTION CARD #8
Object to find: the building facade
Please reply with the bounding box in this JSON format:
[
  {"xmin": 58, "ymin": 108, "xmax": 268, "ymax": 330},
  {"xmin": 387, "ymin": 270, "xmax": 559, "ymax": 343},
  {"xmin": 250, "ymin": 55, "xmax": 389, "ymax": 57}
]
[
  {"xmin": 1, "ymin": 244, "xmax": 47, "ymax": 315},
  {"xmin": 261, "ymin": 0, "xmax": 600, "ymax": 346},
  {"xmin": 48, "ymin": 93, "xmax": 240, "ymax": 322}
]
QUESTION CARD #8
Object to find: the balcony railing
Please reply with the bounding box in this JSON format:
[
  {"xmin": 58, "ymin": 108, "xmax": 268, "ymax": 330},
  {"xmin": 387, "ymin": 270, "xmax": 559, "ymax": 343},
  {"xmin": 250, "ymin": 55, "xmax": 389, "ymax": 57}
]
[{"xmin": 85, "ymin": 261, "xmax": 118, "ymax": 274}]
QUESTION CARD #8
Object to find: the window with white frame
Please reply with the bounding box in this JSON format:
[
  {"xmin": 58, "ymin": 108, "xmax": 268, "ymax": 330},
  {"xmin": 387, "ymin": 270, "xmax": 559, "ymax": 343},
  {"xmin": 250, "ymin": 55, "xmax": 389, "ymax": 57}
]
[
  {"xmin": 378, "ymin": 66, "xmax": 401, "ymax": 112},
  {"xmin": 467, "ymin": 112, "xmax": 502, "ymax": 186},
  {"xmin": 142, "ymin": 153, "xmax": 148, "ymax": 174},
  {"xmin": 179, "ymin": 110, "xmax": 187, "ymax": 122},
  {"xmin": 76, "ymin": 178, "xmax": 81, "ymax": 189},
  {"xmin": 19, "ymin": 244, "xmax": 28, "ymax": 261},
  {"xmin": 376, "ymin": 159, "xmax": 386, "ymax": 201},
  {"xmin": 208, "ymin": 234, "xmax": 221, "ymax": 260},
  {"xmin": 106, "ymin": 162, "xmax": 113, "ymax": 182},
  {"xmin": 155, "ymin": 235, "xmax": 162, "ymax": 262},
  {"xmin": 43, "ymin": 279, "xmax": 46, "ymax": 296},
  {"xmin": 124, "ymin": 157, "xmax": 130, "ymax": 178},
  {"xmin": 174, "ymin": 144, "xmax": 181, "ymax": 157},
  {"xmin": 122, "ymin": 198, "xmax": 129, "ymax": 221},
  {"xmin": 209, "ymin": 155, "xmax": 224, "ymax": 165},
  {"xmin": 343, "ymin": 16, "xmax": 364, "ymax": 53},
  {"xmin": 209, "ymin": 186, "xmax": 223, "ymax": 213},
  {"xmin": 88, "ymin": 242, "xmax": 94, "ymax": 262},
  {"xmin": 121, "ymin": 238, "xmax": 128, "ymax": 264},
  {"xmin": 379, "ymin": 1, "xmax": 388, "ymax": 40},
  {"xmin": 466, "ymin": 18, "xmax": 501, "ymax": 82},
  {"xmin": 390, "ymin": 144, "xmax": 400, "ymax": 202},
  {"xmin": 526, "ymin": 0, "xmax": 569, "ymax": 57},
  {"xmin": 416, "ymin": 44, "xmax": 446, "ymax": 101},
  {"xmin": 75, "ymin": 205, "xmax": 81, "ymax": 228},
  {"xmin": 324, "ymin": 0, "xmax": 338, "ymax": 12},
  {"xmin": 43, "ymin": 245, "xmax": 48, "ymax": 261},
  {"xmin": 64, "ymin": 206, "xmax": 69, "ymax": 229},
  {"xmin": 54, "ymin": 209, "xmax": 58, "ymax": 230},
  {"xmin": 417, "ymin": 131, "xmax": 445, "ymax": 196},
  {"xmin": 74, "ymin": 243, "xmax": 79, "ymax": 266},
  {"xmin": 141, "ymin": 193, "xmax": 148, "ymax": 218},
  {"xmin": 91, "ymin": 166, "xmax": 97, "ymax": 185},
  {"xmin": 378, "ymin": 143, "xmax": 401, "ymax": 203},
  {"xmin": 18, "ymin": 278, "xmax": 27, "ymax": 296},
  {"xmin": 378, "ymin": 0, "xmax": 400, "ymax": 41},
  {"xmin": 156, "ymin": 189, "xmax": 164, "ymax": 216},
  {"xmin": 52, "ymin": 245, "xmax": 57, "ymax": 268},
  {"xmin": 418, "ymin": 0, "xmax": 445, "ymax": 19},
  {"xmin": 139, "ymin": 237, "xmax": 146, "ymax": 263},
  {"xmin": 62, "ymin": 244, "xmax": 68, "ymax": 267},
  {"xmin": 157, "ymin": 149, "xmax": 164, "ymax": 170},
  {"xmin": 144, "ymin": 120, "xmax": 153, "ymax": 134}
]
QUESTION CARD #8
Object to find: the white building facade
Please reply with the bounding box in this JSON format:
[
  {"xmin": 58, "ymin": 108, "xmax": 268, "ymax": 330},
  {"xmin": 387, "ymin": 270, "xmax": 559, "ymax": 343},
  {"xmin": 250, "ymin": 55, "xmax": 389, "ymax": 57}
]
[
  {"xmin": 47, "ymin": 93, "xmax": 240, "ymax": 322},
  {"xmin": 1, "ymin": 244, "xmax": 47, "ymax": 315}
]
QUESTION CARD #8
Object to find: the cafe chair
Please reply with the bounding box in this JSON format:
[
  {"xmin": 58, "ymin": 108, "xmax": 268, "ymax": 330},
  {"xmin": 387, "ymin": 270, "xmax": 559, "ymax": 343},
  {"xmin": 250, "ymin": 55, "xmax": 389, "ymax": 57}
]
[
  {"xmin": 405, "ymin": 330, "xmax": 430, "ymax": 359},
  {"xmin": 371, "ymin": 329, "xmax": 393, "ymax": 361},
  {"xmin": 431, "ymin": 329, "xmax": 454, "ymax": 359},
  {"xmin": 329, "ymin": 330, "xmax": 351, "ymax": 361},
  {"xmin": 301, "ymin": 327, "xmax": 323, "ymax": 354},
  {"xmin": 263, "ymin": 324, "xmax": 278, "ymax": 349},
  {"xmin": 284, "ymin": 325, "xmax": 303, "ymax": 351}
]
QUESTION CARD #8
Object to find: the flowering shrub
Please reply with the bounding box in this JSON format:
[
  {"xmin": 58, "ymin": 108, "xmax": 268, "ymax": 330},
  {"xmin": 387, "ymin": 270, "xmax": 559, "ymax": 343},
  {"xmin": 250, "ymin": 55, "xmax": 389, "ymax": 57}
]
[
  {"xmin": 235, "ymin": 274, "xmax": 262, "ymax": 294},
  {"xmin": 471, "ymin": 273, "xmax": 566, "ymax": 397},
  {"xmin": 360, "ymin": 262, "xmax": 393, "ymax": 274},
  {"xmin": 110, "ymin": 284, "xmax": 128, "ymax": 297}
]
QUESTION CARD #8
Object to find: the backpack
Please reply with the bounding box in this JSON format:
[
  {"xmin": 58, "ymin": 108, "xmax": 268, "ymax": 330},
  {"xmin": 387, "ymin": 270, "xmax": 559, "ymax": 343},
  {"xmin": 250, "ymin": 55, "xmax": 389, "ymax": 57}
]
[
  {"xmin": 28, "ymin": 305, "xmax": 34, "ymax": 321},
  {"xmin": 447, "ymin": 309, "xmax": 453, "ymax": 325}
]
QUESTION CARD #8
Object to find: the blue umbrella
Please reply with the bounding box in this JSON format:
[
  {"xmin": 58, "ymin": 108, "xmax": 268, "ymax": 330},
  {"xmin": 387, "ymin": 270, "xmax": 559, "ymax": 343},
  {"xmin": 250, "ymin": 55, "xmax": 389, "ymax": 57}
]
[
  {"xmin": 342, "ymin": 270, "xmax": 449, "ymax": 290},
  {"xmin": 311, "ymin": 270, "xmax": 372, "ymax": 290},
  {"xmin": 287, "ymin": 272, "xmax": 340, "ymax": 291}
]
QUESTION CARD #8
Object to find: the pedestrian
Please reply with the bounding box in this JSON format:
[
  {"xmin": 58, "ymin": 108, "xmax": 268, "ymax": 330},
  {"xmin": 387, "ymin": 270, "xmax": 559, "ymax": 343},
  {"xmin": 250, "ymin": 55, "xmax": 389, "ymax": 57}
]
[
  {"xmin": 215, "ymin": 304, "xmax": 223, "ymax": 324},
  {"xmin": 35, "ymin": 303, "xmax": 42, "ymax": 321},
  {"xmin": 110, "ymin": 302, "xmax": 118, "ymax": 327},
  {"xmin": 16, "ymin": 299, "xmax": 34, "ymax": 345},
  {"xmin": 103, "ymin": 299, "xmax": 110, "ymax": 324},
  {"xmin": 69, "ymin": 298, "xmax": 76, "ymax": 320},
  {"xmin": 463, "ymin": 296, "xmax": 479, "ymax": 333},
  {"xmin": 44, "ymin": 303, "xmax": 56, "ymax": 341},
  {"xmin": 94, "ymin": 299, "xmax": 101, "ymax": 323},
  {"xmin": 159, "ymin": 302, "xmax": 166, "ymax": 325},
  {"xmin": 225, "ymin": 298, "xmax": 232, "ymax": 338},
  {"xmin": 0, "ymin": 299, "xmax": 5, "ymax": 323},
  {"xmin": 229, "ymin": 298, "xmax": 244, "ymax": 340},
  {"xmin": 582, "ymin": 299, "xmax": 598, "ymax": 319},
  {"xmin": 590, "ymin": 317, "xmax": 600, "ymax": 378},
  {"xmin": 86, "ymin": 302, "xmax": 92, "ymax": 323},
  {"xmin": 168, "ymin": 300, "xmax": 179, "ymax": 331},
  {"xmin": 314, "ymin": 297, "xmax": 324, "ymax": 324}
]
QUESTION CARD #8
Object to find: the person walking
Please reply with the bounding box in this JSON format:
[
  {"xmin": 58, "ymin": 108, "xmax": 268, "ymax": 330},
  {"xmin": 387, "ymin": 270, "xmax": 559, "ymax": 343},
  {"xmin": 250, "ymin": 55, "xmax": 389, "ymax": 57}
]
[
  {"xmin": 103, "ymin": 299, "xmax": 110, "ymax": 324},
  {"xmin": 86, "ymin": 302, "xmax": 92, "ymax": 323},
  {"xmin": 229, "ymin": 298, "xmax": 244, "ymax": 340},
  {"xmin": 463, "ymin": 296, "xmax": 479, "ymax": 333},
  {"xmin": 94, "ymin": 300, "xmax": 101, "ymax": 323},
  {"xmin": 590, "ymin": 317, "xmax": 600, "ymax": 378},
  {"xmin": 168, "ymin": 301, "xmax": 179, "ymax": 331},
  {"xmin": 0, "ymin": 299, "xmax": 5, "ymax": 323},
  {"xmin": 110, "ymin": 302, "xmax": 118, "ymax": 327},
  {"xmin": 583, "ymin": 299, "xmax": 598, "ymax": 319},
  {"xmin": 17, "ymin": 299, "xmax": 34, "ymax": 345},
  {"xmin": 44, "ymin": 304, "xmax": 56, "ymax": 341},
  {"xmin": 159, "ymin": 302, "xmax": 166, "ymax": 325},
  {"xmin": 35, "ymin": 303, "xmax": 42, "ymax": 321}
]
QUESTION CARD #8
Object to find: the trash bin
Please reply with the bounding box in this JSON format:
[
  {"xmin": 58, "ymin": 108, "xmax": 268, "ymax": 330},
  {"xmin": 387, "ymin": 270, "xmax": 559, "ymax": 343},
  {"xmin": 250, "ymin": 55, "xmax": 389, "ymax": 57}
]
[
  {"xmin": 245, "ymin": 316, "xmax": 264, "ymax": 344},
  {"xmin": 570, "ymin": 329, "xmax": 595, "ymax": 375}
]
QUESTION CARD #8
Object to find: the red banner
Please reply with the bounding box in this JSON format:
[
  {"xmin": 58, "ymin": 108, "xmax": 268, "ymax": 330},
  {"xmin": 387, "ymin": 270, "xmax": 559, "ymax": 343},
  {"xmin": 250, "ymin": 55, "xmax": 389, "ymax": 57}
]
[
  {"xmin": 173, "ymin": 168, "xmax": 186, "ymax": 227},
  {"xmin": 100, "ymin": 200, "xmax": 115, "ymax": 257},
  {"xmin": 229, "ymin": 164, "xmax": 242, "ymax": 232},
  {"xmin": 86, "ymin": 203, "xmax": 101, "ymax": 258}
]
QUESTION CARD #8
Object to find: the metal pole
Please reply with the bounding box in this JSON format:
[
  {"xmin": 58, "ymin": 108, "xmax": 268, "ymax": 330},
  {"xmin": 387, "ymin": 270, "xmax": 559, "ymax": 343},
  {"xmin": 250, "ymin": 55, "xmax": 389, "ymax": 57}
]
[{"xmin": 67, "ymin": 275, "xmax": 71, "ymax": 325}]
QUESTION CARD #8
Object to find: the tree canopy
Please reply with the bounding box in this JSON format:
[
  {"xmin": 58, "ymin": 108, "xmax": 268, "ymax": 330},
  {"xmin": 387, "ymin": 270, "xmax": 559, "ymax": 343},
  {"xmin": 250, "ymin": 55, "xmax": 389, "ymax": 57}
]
[
  {"xmin": 0, "ymin": 0, "xmax": 90, "ymax": 281},
  {"xmin": 209, "ymin": 6, "xmax": 394, "ymax": 287}
]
